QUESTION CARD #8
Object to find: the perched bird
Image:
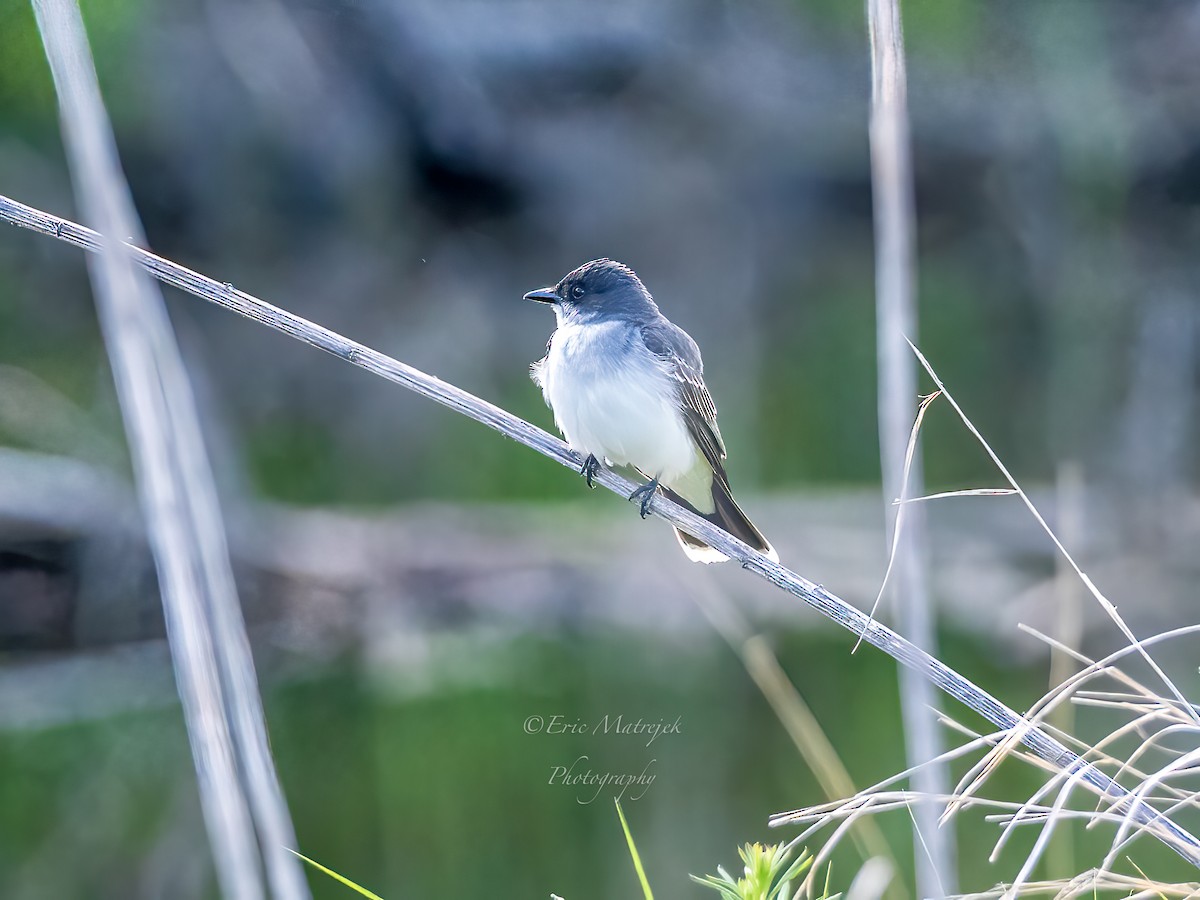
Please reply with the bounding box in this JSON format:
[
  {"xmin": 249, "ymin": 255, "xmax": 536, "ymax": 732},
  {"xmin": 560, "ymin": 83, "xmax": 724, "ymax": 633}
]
[{"xmin": 525, "ymin": 259, "xmax": 777, "ymax": 563}]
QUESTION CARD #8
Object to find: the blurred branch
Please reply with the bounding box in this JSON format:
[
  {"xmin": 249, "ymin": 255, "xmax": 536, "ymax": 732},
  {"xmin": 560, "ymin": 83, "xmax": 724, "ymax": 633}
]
[
  {"xmin": 28, "ymin": 2, "xmax": 307, "ymax": 898},
  {"xmin": 2, "ymin": 193, "xmax": 1200, "ymax": 869},
  {"xmin": 865, "ymin": 0, "xmax": 953, "ymax": 895}
]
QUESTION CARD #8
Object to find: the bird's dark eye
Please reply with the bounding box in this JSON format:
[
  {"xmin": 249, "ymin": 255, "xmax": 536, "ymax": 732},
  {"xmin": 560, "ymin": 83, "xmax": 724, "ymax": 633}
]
[{"xmin": 572, "ymin": 285, "xmax": 585, "ymax": 299}]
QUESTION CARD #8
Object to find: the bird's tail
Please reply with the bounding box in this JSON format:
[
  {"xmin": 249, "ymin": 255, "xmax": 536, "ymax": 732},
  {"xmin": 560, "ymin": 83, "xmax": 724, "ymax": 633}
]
[{"xmin": 662, "ymin": 476, "xmax": 777, "ymax": 565}]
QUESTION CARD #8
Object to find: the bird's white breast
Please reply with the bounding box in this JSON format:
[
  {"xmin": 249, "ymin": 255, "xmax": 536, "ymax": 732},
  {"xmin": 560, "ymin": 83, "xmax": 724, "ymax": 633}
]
[{"xmin": 536, "ymin": 320, "xmax": 697, "ymax": 482}]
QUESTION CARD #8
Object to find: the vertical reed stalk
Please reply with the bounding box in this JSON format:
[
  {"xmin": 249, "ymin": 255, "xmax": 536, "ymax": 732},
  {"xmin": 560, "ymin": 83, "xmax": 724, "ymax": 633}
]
[
  {"xmin": 866, "ymin": 0, "xmax": 955, "ymax": 893},
  {"xmin": 29, "ymin": 2, "xmax": 308, "ymax": 896}
]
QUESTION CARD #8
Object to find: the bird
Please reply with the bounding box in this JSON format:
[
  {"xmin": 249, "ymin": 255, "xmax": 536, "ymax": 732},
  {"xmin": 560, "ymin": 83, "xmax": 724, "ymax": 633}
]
[{"xmin": 524, "ymin": 258, "xmax": 777, "ymax": 564}]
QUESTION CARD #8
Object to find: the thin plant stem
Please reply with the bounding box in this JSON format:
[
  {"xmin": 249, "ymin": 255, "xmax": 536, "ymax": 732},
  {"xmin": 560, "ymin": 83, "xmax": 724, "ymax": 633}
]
[
  {"xmin": 27, "ymin": 3, "xmax": 307, "ymax": 897},
  {"xmin": 866, "ymin": 0, "xmax": 953, "ymax": 890}
]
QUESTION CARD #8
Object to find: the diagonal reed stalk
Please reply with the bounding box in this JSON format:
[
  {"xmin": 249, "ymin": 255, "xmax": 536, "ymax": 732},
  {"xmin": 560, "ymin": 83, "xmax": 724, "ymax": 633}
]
[
  {"xmin": 2, "ymin": 192, "xmax": 1200, "ymax": 871},
  {"xmin": 28, "ymin": 1, "xmax": 308, "ymax": 897}
]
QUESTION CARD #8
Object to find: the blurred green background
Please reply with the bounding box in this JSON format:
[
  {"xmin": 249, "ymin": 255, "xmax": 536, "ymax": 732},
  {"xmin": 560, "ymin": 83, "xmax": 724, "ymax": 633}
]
[{"xmin": 2, "ymin": 0, "xmax": 1200, "ymax": 897}]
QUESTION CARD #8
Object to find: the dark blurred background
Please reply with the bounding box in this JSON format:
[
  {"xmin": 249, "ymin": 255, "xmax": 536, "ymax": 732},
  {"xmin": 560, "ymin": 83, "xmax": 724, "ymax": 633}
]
[{"xmin": 2, "ymin": 0, "xmax": 1200, "ymax": 897}]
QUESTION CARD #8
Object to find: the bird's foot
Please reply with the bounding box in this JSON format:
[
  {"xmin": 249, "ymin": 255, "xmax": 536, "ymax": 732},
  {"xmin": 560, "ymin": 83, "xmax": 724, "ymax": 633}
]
[
  {"xmin": 579, "ymin": 453, "xmax": 601, "ymax": 489},
  {"xmin": 628, "ymin": 477, "xmax": 660, "ymax": 519}
]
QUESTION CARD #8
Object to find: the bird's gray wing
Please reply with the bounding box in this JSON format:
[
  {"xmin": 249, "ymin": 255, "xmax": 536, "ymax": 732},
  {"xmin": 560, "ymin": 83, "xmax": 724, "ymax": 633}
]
[{"xmin": 640, "ymin": 321, "xmax": 728, "ymax": 480}]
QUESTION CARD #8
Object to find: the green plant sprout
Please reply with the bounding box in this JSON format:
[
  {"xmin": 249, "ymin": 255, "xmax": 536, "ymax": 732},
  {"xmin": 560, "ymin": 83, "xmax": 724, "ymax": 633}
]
[{"xmin": 690, "ymin": 843, "xmax": 814, "ymax": 900}]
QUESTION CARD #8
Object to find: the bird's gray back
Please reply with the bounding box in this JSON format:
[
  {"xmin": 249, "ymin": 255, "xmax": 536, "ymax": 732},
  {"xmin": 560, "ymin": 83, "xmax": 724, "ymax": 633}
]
[{"xmin": 639, "ymin": 316, "xmax": 726, "ymax": 467}]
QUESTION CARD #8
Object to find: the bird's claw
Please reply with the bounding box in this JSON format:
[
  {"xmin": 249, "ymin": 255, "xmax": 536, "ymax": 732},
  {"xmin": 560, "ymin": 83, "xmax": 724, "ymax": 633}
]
[
  {"xmin": 579, "ymin": 453, "xmax": 600, "ymax": 489},
  {"xmin": 628, "ymin": 478, "xmax": 660, "ymax": 519}
]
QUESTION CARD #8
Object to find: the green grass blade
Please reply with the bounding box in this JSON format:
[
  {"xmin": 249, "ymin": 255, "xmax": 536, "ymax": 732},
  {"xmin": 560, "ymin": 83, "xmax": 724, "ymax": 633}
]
[
  {"xmin": 615, "ymin": 799, "xmax": 655, "ymax": 900},
  {"xmin": 770, "ymin": 850, "xmax": 814, "ymax": 900},
  {"xmin": 286, "ymin": 848, "xmax": 386, "ymax": 900}
]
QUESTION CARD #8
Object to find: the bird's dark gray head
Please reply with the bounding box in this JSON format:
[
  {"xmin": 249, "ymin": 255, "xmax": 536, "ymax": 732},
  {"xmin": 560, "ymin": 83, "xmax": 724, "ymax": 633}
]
[{"xmin": 524, "ymin": 259, "xmax": 659, "ymax": 324}]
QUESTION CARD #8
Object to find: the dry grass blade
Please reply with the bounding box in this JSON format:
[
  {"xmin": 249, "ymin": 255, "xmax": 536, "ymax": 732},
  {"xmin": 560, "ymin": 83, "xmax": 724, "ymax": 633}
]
[
  {"xmin": 1021, "ymin": 625, "xmax": 1158, "ymax": 704},
  {"xmin": 764, "ymin": 332, "xmax": 1200, "ymax": 894},
  {"xmin": 893, "ymin": 489, "xmax": 1017, "ymax": 504},
  {"xmin": 1109, "ymin": 724, "xmax": 1200, "ymax": 789},
  {"xmin": 947, "ymin": 625, "xmax": 1200, "ymax": 853},
  {"xmin": 936, "ymin": 718, "xmax": 1064, "ymax": 783},
  {"xmin": 907, "ymin": 338, "xmax": 1198, "ymax": 730},
  {"xmin": 854, "ymin": 389, "xmax": 940, "ymax": 652},
  {"xmin": 901, "ymin": 339, "xmax": 1200, "ymax": 867},
  {"xmin": 990, "ymin": 629, "xmax": 1200, "ymax": 887},
  {"xmin": 1101, "ymin": 751, "xmax": 1200, "ymax": 875},
  {"xmin": 799, "ymin": 797, "xmax": 885, "ymax": 899},
  {"xmin": 776, "ymin": 728, "xmax": 1026, "ymax": 863},
  {"xmin": 788, "ymin": 792, "xmax": 1026, "ymax": 872},
  {"xmin": 949, "ymin": 869, "xmax": 1199, "ymax": 899},
  {"xmin": 1004, "ymin": 766, "xmax": 1090, "ymax": 896},
  {"xmin": 778, "ymin": 622, "xmax": 1200, "ymax": 896}
]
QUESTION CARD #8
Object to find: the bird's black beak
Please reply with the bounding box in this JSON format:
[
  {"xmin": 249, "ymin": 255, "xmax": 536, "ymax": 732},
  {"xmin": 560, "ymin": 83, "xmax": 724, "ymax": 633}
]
[{"xmin": 524, "ymin": 287, "xmax": 560, "ymax": 304}]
